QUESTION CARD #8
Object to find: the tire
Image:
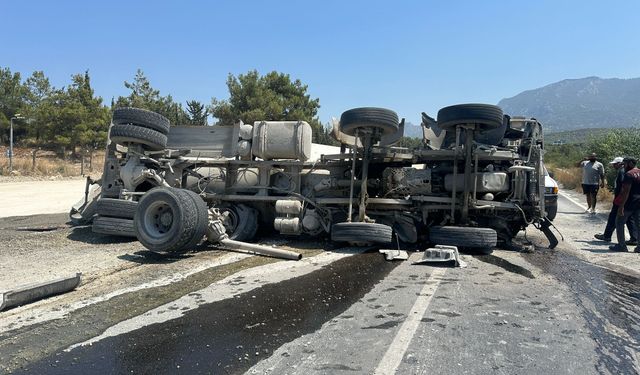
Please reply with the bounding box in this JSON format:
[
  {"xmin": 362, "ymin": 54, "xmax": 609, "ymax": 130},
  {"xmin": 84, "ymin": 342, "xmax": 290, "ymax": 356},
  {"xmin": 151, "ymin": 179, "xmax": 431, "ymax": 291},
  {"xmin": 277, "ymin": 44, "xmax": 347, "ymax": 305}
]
[
  {"xmin": 441, "ymin": 116, "xmax": 507, "ymax": 148},
  {"xmin": 339, "ymin": 107, "xmax": 399, "ymax": 137},
  {"xmin": 113, "ymin": 107, "xmax": 170, "ymax": 135},
  {"xmin": 429, "ymin": 226, "xmax": 497, "ymax": 248},
  {"xmin": 219, "ymin": 204, "xmax": 258, "ymax": 241},
  {"xmin": 96, "ymin": 198, "xmax": 137, "ymax": 219},
  {"xmin": 110, "ymin": 124, "xmax": 167, "ymax": 151},
  {"xmin": 92, "ymin": 216, "xmax": 136, "ymax": 237},
  {"xmin": 546, "ymin": 204, "xmax": 557, "ymax": 221},
  {"xmin": 331, "ymin": 222, "xmax": 393, "ymax": 245},
  {"xmin": 437, "ymin": 104, "xmax": 504, "ymax": 131},
  {"xmin": 134, "ymin": 187, "xmax": 201, "ymax": 254},
  {"xmin": 176, "ymin": 189, "xmax": 210, "ymax": 250},
  {"xmin": 474, "ymin": 115, "xmax": 507, "ymax": 145}
]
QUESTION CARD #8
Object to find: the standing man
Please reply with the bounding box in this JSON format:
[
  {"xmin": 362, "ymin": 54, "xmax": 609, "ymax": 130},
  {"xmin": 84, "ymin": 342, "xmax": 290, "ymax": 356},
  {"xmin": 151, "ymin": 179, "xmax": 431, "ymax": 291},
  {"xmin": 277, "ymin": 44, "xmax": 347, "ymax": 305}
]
[
  {"xmin": 577, "ymin": 153, "xmax": 605, "ymax": 214},
  {"xmin": 594, "ymin": 157, "xmax": 637, "ymax": 244},
  {"xmin": 610, "ymin": 157, "xmax": 640, "ymax": 253}
]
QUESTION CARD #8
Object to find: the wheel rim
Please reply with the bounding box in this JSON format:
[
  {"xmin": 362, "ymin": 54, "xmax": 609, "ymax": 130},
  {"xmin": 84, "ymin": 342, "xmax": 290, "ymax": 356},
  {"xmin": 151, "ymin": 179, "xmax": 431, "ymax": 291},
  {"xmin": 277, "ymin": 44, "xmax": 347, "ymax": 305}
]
[{"xmin": 144, "ymin": 201, "xmax": 174, "ymax": 238}]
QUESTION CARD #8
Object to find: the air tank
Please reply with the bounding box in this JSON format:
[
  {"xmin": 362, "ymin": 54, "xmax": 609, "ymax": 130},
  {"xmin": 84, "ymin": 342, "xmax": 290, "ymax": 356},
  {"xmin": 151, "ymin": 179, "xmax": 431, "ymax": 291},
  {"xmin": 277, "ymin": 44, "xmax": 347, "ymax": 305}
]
[{"xmin": 252, "ymin": 121, "xmax": 312, "ymax": 161}]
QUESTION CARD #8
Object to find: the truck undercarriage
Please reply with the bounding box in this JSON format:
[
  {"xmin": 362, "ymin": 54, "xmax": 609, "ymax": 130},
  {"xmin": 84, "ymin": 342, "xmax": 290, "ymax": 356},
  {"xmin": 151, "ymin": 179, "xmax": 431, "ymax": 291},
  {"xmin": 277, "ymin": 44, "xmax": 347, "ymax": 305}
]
[{"xmin": 71, "ymin": 104, "xmax": 557, "ymax": 257}]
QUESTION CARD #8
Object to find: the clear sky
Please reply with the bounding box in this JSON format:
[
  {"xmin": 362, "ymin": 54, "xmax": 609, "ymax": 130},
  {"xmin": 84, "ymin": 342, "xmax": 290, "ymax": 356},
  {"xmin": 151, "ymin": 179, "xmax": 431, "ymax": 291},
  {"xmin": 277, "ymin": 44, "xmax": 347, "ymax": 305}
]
[{"xmin": 3, "ymin": 0, "xmax": 639, "ymax": 125}]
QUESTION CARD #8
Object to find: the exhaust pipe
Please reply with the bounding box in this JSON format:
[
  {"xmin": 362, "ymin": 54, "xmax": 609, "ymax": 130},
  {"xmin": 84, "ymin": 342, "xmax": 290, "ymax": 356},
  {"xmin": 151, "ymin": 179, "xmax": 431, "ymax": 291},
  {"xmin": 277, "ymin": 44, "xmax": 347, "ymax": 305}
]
[
  {"xmin": 219, "ymin": 238, "xmax": 302, "ymax": 260},
  {"xmin": 0, "ymin": 273, "xmax": 82, "ymax": 311},
  {"xmin": 206, "ymin": 217, "xmax": 302, "ymax": 261}
]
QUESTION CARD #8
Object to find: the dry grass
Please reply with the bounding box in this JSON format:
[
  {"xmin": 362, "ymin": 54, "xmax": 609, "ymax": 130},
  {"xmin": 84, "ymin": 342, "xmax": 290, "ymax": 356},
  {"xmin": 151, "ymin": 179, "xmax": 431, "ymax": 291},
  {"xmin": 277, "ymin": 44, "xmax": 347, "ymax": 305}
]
[
  {"xmin": 553, "ymin": 167, "xmax": 582, "ymax": 190},
  {"xmin": 551, "ymin": 166, "xmax": 613, "ymax": 203},
  {"xmin": 0, "ymin": 147, "xmax": 104, "ymax": 177}
]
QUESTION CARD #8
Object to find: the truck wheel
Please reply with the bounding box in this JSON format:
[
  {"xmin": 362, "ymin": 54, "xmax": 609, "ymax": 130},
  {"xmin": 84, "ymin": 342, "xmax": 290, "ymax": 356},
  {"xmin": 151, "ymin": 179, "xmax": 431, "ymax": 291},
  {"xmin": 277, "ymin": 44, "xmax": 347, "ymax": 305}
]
[
  {"xmin": 474, "ymin": 115, "xmax": 508, "ymax": 145},
  {"xmin": 110, "ymin": 124, "xmax": 167, "ymax": 151},
  {"xmin": 331, "ymin": 222, "xmax": 393, "ymax": 245},
  {"xmin": 113, "ymin": 107, "xmax": 170, "ymax": 135},
  {"xmin": 546, "ymin": 204, "xmax": 557, "ymax": 221},
  {"xmin": 219, "ymin": 204, "xmax": 258, "ymax": 241},
  {"xmin": 92, "ymin": 216, "xmax": 136, "ymax": 238},
  {"xmin": 429, "ymin": 226, "xmax": 497, "ymax": 249},
  {"xmin": 96, "ymin": 198, "xmax": 138, "ymax": 219},
  {"xmin": 339, "ymin": 107, "xmax": 399, "ymax": 137},
  {"xmin": 437, "ymin": 104, "xmax": 504, "ymax": 131},
  {"xmin": 134, "ymin": 187, "xmax": 204, "ymax": 254},
  {"xmin": 176, "ymin": 189, "xmax": 210, "ymax": 250}
]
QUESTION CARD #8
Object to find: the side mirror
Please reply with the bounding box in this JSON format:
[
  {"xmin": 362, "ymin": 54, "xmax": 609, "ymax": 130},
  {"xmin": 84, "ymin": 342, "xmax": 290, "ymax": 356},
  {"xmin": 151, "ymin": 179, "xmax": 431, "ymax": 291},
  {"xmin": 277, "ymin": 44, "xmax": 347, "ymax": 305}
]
[{"xmin": 548, "ymin": 170, "xmax": 555, "ymax": 179}]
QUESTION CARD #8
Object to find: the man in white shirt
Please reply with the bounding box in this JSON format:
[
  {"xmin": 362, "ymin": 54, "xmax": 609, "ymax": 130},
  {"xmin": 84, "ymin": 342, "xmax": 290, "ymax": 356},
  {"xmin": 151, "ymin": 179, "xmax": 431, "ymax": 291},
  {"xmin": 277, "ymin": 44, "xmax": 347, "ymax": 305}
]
[{"xmin": 577, "ymin": 153, "xmax": 605, "ymax": 214}]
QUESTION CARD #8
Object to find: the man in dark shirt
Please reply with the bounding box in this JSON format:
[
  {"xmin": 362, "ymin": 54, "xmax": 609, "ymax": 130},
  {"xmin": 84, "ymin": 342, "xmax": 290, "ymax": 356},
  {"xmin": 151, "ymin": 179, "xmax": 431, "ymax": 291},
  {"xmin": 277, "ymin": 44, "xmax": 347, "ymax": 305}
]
[
  {"xmin": 610, "ymin": 157, "xmax": 640, "ymax": 253},
  {"xmin": 594, "ymin": 157, "xmax": 637, "ymax": 244}
]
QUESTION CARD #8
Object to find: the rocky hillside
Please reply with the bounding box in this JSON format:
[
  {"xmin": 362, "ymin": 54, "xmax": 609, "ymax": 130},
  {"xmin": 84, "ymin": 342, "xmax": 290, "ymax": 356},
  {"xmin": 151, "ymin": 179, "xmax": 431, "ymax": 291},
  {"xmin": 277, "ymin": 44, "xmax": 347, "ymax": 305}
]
[{"xmin": 498, "ymin": 77, "xmax": 640, "ymax": 132}]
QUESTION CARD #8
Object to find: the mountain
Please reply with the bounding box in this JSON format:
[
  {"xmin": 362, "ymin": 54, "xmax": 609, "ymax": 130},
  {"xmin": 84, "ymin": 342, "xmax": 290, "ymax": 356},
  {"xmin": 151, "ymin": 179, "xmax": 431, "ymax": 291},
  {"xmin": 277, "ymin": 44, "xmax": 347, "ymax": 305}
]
[
  {"xmin": 403, "ymin": 121, "xmax": 422, "ymax": 138},
  {"xmin": 498, "ymin": 77, "xmax": 640, "ymax": 132}
]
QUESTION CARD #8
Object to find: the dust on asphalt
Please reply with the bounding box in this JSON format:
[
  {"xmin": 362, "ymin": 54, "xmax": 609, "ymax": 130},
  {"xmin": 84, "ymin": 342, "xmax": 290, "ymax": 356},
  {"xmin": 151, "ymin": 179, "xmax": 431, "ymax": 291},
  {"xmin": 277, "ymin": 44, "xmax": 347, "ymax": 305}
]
[
  {"xmin": 525, "ymin": 247, "xmax": 640, "ymax": 375},
  {"xmin": 14, "ymin": 251, "xmax": 399, "ymax": 375}
]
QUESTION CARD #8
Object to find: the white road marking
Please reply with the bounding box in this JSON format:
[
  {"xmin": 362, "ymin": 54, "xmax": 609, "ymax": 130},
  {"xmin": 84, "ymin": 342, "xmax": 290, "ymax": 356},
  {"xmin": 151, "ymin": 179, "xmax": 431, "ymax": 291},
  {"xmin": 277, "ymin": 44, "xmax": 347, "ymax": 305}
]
[
  {"xmin": 559, "ymin": 191, "xmax": 607, "ymax": 223},
  {"xmin": 0, "ymin": 253, "xmax": 249, "ymax": 333},
  {"xmin": 373, "ymin": 267, "xmax": 446, "ymax": 375},
  {"xmin": 559, "ymin": 190, "xmax": 589, "ymax": 211},
  {"xmin": 65, "ymin": 249, "xmax": 361, "ymax": 351}
]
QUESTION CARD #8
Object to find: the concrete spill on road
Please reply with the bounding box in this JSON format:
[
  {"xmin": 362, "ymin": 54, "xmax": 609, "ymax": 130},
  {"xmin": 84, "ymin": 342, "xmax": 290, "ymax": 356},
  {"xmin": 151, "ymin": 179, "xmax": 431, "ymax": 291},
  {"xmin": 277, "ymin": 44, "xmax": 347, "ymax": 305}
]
[
  {"xmin": 526, "ymin": 248, "xmax": 640, "ymax": 375},
  {"xmin": 15, "ymin": 251, "xmax": 398, "ymax": 375}
]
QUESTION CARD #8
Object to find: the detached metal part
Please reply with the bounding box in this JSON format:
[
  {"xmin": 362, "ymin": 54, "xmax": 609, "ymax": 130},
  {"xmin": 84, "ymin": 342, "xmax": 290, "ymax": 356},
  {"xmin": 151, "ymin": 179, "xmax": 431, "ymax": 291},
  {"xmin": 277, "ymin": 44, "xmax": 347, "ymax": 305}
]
[
  {"xmin": 69, "ymin": 177, "xmax": 101, "ymax": 225},
  {"xmin": 540, "ymin": 218, "xmax": 559, "ymax": 249},
  {"xmin": 0, "ymin": 273, "xmax": 82, "ymax": 311},
  {"xmin": 413, "ymin": 245, "xmax": 467, "ymax": 268},
  {"xmin": 379, "ymin": 249, "xmax": 410, "ymax": 261},
  {"xmin": 206, "ymin": 214, "xmax": 302, "ymax": 260}
]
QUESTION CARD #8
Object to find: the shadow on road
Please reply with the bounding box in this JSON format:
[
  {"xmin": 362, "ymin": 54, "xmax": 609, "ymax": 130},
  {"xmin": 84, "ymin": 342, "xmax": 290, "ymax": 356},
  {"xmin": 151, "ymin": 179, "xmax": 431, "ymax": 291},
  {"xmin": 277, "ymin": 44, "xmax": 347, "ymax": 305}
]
[
  {"xmin": 572, "ymin": 239, "xmax": 623, "ymax": 253},
  {"xmin": 473, "ymin": 254, "xmax": 535, "ymax": 279},
  {"xmin": 67, "ymin": 226, "xmax": 136, "ymax": 245},
  {"xmin": 117, "ymin": 250, "xmax": 191, "ymax": 264}
]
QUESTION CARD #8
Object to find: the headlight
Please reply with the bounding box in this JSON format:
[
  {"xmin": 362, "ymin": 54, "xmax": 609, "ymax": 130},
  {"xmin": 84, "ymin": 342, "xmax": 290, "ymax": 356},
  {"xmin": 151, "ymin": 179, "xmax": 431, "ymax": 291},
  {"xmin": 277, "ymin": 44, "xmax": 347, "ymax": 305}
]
[{"xmin": 545, "ymin": 186, "xmax": 558, "ymax": 194}]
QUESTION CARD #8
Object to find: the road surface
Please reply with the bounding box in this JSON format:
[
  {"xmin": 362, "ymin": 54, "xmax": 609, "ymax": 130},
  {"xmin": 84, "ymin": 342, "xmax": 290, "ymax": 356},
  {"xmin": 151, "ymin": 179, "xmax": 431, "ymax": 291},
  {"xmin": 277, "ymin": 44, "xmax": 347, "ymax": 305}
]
[
  {"xmin": 0, "ymin": 190, "xmax": 639, "ymax": 374},
  {"xmin": 0, "ymin": 178, "xmax": 85, "ymax": 218}
]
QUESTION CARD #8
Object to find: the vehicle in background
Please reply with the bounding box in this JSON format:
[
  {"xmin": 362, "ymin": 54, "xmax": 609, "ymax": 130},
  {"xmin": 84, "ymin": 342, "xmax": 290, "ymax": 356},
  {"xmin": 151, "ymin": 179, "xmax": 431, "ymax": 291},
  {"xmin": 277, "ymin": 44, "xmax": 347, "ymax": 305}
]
[{"xmin": 544, "ymin": 167, "xmax": 559, "ymax": 220}]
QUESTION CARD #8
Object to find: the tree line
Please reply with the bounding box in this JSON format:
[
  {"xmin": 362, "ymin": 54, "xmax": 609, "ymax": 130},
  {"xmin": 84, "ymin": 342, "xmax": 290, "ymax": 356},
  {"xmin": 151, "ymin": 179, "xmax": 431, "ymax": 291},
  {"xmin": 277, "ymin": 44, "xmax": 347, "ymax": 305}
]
[
  {"xmin": 0, "ymin": 67, "xmax": 336, "ymax": 157},
  {"xmin": 545, "ymin": 127, "xmax": 640, "ymax": 186}
]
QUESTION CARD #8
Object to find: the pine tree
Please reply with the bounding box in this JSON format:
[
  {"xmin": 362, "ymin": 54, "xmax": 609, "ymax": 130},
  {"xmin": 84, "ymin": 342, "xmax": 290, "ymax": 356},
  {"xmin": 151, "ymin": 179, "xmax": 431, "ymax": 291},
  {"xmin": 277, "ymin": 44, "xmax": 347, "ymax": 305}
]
[{"xmin": 186, "ymin": 100, "xmax": 207, "ymax": 125}]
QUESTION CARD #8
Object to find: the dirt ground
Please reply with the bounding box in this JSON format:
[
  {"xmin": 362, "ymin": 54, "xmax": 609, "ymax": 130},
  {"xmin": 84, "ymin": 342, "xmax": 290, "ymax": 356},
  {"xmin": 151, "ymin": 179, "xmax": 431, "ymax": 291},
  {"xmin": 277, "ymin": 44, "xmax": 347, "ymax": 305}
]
[{"xmin": 0, "ymin": 178, "xmax": 86, "ymax": 218}]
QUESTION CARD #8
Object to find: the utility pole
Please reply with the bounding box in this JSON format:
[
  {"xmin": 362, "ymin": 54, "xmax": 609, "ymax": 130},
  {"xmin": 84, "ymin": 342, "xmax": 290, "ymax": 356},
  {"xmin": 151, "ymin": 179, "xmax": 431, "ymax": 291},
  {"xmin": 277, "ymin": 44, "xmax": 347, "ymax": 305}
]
[{"xmin": 9, "ymin": 114, "xmax": 24, "ymax": 173}]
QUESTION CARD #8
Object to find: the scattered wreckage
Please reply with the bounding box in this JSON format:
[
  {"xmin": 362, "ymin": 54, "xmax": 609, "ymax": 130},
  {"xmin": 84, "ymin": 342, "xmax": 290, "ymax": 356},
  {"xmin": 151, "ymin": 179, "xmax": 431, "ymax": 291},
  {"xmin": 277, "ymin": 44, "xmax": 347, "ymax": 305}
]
[{"xmin": 71, "ymin": 104, "xmax": 558, "ymax": 260}]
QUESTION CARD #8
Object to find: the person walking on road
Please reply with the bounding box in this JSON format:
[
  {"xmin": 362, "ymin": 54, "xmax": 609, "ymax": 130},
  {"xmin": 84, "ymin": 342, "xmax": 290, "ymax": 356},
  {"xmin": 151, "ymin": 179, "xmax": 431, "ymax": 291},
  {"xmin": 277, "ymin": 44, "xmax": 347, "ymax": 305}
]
[
  {"xmin": 594, "ymin": 157, "xmax": 637, "ymax": 244},
  {"xmin": 577, "ymin": 153, "xmax": 605, "ymax": 214},
  {"xmin": 610, "ymin": 157, "xmax": 640, "ymax": 253}
]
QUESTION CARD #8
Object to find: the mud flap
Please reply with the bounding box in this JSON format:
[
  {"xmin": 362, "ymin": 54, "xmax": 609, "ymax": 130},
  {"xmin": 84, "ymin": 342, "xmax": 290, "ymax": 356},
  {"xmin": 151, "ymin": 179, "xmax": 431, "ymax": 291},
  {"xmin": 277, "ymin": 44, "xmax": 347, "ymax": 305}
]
[
  {"xmin": 540, "ymin": 218, "xmax": 558, "ymax": 249},
  {"xmin": 70, "ymin": 177, "xmax": 101, "ymax": 225}
]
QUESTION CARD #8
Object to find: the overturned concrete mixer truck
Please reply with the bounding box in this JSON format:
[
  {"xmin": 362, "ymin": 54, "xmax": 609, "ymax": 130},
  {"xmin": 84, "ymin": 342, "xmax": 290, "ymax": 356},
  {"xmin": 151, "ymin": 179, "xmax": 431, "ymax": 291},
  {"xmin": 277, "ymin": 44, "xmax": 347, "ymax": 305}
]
[{"xmin": 70, "ymin": 104, "xmax": 558, "ymax": 256}]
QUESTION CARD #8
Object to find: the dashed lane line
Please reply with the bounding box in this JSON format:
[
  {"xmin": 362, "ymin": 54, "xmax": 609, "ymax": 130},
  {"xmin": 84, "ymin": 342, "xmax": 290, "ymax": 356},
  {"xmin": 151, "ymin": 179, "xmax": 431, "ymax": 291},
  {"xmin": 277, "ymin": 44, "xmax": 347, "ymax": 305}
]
[{"xmin": 373, "ymin": 266, "xmax": 447, "ymax": 375}]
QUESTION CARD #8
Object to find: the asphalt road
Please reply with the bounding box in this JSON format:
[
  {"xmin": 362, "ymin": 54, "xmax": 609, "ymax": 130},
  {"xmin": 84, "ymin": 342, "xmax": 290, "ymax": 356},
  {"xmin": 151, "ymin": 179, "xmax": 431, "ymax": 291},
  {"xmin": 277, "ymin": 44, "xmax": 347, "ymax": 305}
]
[{"xmin": 1, "ymin": 195, "xmax": 639, "ymax": 374}]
